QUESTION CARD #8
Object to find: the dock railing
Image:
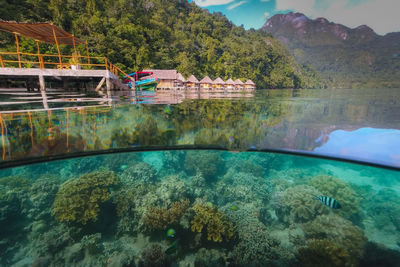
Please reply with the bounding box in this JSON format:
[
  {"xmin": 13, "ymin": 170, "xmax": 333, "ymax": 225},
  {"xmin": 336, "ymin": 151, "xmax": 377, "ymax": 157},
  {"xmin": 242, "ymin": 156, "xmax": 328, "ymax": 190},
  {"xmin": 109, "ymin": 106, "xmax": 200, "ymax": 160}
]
[{"xmin": 0, "ymin": 51, "xmax": 130, "ymax": 79}]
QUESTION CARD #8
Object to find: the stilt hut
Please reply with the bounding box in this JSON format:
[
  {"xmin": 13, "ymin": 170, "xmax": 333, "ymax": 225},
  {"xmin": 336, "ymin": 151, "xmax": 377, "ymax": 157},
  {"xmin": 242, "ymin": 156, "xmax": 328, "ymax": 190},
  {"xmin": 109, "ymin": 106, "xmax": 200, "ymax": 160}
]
[
  {"xmin": 175, "ymin": 73, "xmax": 186, "ymax": 89},
  {"xmin": 185, "ymin": 75, "xmax": 199, "ymax": 89},
  {"xmin": 199, "ymin": 76, "xmax": 213, "ymax": 89},
  {"xmin": 244, "ymin": 79, "xmax": 256, "ymax": 90},
  {"xmin": 212, "ymin": 77, "xmax": 225, "ymax": 89},
  {"xmin": 234, "ymin": 79, "xmax": 244, "ymax": 90},
  {"xmin": 143, "ymin": 69, "xmax": 178, "ymax": 89},
  {"xmin": 225, "ymin": 78, "xmax": 235, "ymax": 90}
]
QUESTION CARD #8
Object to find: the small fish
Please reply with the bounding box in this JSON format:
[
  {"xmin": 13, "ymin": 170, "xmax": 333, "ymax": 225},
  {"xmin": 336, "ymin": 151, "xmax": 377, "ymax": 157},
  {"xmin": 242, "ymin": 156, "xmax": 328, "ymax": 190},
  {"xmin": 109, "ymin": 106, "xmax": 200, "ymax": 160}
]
[
  {"xmin": 164, "ymin": 105, "xmax": 172, "ymax": 114},
  {"xmin": 313, "ymin": 195, "xmax": 341, "ymax": 209},
  {"xmin": 165, "ymin": 239, "xmax": 179, "ymax": 255},
  {"xmin": 207, "ymin": 202, "xmax": 214, "ymax": 208},
  {"xmin": 166, "ymin": 228, "xmax": 176, "ymax": 238},
  {"xmin": 120, "ymin": 165, "xmax": 128, "ymax": 170},
  {"xmin": 231, "ymin": 205, "xmax": 238, "ymax": 211}
]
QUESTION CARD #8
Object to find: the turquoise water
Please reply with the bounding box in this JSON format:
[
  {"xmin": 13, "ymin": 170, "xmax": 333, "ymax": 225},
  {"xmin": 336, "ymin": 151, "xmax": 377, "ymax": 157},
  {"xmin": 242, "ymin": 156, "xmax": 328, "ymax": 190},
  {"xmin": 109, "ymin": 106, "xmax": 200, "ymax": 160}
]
[
  {"xmin": 0, "ymin": 88, "xmax": 400, "ymax": 266},
  {"xmin": 0, "ymin": 150, "xmax": 399, "ymax": 266}
]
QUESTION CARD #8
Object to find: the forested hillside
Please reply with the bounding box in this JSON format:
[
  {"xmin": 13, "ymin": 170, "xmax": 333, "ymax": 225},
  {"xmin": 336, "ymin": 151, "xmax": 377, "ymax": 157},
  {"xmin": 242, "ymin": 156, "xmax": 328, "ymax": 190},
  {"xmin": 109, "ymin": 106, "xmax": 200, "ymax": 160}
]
[
  {"xmin": 263, "ymin": 12, "xmax": 400, "ymax": 88},
  {"xmin": 0, "ymin": 0, "xmax": 324, "ymax": 89}
]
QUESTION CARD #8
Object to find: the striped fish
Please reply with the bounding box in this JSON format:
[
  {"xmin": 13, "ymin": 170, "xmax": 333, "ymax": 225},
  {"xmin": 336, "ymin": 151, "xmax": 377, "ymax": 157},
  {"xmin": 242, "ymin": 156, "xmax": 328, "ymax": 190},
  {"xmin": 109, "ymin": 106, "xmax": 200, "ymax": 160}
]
[{"xmin": 313, "ymin": 195, "xmax": 341, "ymax": 209}]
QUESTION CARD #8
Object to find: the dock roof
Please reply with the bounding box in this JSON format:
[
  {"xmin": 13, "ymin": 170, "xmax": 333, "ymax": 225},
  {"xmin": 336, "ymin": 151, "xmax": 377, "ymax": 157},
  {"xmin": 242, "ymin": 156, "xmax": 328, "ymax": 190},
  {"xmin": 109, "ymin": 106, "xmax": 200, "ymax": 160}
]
[
  {"xmin": 186, "ymin": 75, "xmax": 199, "ymax": 83},
  {"xmin": 200, "ymin": 76, "xmax": 213, "ymax": 84},
  {"xmin": 0, "ymin": 20, "xmax": 84, "ymax": 45},
  {"xmin": 213, "ymin": 77, "xmax": 225, "ymax": 84}
]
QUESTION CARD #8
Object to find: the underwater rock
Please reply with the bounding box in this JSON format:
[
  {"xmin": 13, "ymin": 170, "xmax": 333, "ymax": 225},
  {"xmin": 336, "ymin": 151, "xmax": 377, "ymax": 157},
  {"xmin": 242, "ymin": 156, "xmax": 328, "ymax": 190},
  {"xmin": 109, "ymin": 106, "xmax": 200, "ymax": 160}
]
[
  {"xmin": 276, "ymin": 185, "xmax": 327, "ymax": 225},
  {"xmin": 190, "ymin": 203, "xmax": 234, "ymax": 243},
  {"xmin": 194, "ymin": 248, "xmax": 228, "ymax": 267},
  {"xmin": 142, "ymin": 199, "xmax": 190, "ymax": 230},
  {"xmin": 360, "ymin": 242, "xmax": 400, "ymax": 267},
  {"xmin": 138, "ymin": 244, "xmax": 168, "ymax": 267},
  {"xmin": 308, "ymin": 175, "xmax": 361, "ymax": 221},
  {"xmin": 303, "ymin": 214, "xmax": 367, "ymax": 265},
  {"xmin": 295, "ymin": 239, "xmax": 352, "ymax": 267},
  {"xmin": 184, "ymin": 150, "xmax": 225, "ymax": 182},
  {"xmin": 52, "ymin": 170, "xmax": 117, "ymax": 224},
  {"xmin": 364, "ymin": 189, "xmax": 400, "ymax": 232}
]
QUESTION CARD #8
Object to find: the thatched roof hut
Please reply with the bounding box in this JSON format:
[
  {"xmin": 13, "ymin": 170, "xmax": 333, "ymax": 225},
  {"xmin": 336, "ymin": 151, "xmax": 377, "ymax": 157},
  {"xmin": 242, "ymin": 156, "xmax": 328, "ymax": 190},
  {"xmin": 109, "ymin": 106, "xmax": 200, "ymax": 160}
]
[
  {"xmin": 234, "ymin": 78, "xmax": 244, "ymax": 85},
  {"xmin": 225, "ymin": 78, "xmax": 235, "ymax": 85},
  {"xmin": 245, "ymin": 79, "xmax": 255, "ymax": 85},
  {"xmin": 186, "ymin": 75, "xmax": 199, "ymax": 83},
  {"xmin": 200, "ymin": 76, "xmax": 213, "ymax": 84},
  {"xmin": 177, "ymin": 72, "xmax": 186, "ymax": 82},
  {"xmin": 213, "ymin": 77, "xmax": 225, "ymax": 84}
]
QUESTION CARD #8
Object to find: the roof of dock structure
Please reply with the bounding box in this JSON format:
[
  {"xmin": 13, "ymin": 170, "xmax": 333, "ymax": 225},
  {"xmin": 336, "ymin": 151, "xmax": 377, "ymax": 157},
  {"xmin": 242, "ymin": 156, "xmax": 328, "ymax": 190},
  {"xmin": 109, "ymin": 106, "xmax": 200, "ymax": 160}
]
[
  {"xmin": 176, "ymin": 72, "xmax": 186, "ymax": 82},
  {"xmin": 225, "ymin": 78, "xmax": 235, "ymax": 85},
  {"xmin": 245, "ymin": 79, "xmax": 256, "ymax": 85},
  {"xmin": 143, "ymin": 69, "xmax": 178, "ymax": 80},
  {"xmin": 186, "ymin": 75, "xmax": 199, "ymax": 83},
  {"xmin": 213, "ymin": 77, "xmax": 225, "ymax": 84},
  {"xmin": 200, "ymin": 76, "xmax": 213, "ymax": 84},
  {"xmin": 0, "ymin": 20, "xmax": 84, "ymax": 45},
  {"xmin": 234, "ymin": 79, "xmax": 244, "ymax": 85}
]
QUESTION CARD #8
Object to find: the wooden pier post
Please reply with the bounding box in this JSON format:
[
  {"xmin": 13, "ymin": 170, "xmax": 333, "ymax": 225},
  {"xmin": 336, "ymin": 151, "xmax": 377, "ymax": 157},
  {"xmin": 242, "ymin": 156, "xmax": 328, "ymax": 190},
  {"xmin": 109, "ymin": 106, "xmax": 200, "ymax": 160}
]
[
  {"xmin": 39, "ymin": 75, "xmax": 45, "ymax": 91},
  {"xmin": 14, "ymin": 34, "xmax": 21, "ymax": 68}
]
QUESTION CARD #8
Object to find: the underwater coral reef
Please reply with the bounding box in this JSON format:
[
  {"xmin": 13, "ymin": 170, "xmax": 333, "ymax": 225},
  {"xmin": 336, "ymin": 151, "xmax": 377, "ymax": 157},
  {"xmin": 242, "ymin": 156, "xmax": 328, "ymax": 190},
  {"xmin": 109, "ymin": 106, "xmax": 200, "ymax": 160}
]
[{"xmin": 0, "ymin": 151, "xmax": 399, "ymax": 266}]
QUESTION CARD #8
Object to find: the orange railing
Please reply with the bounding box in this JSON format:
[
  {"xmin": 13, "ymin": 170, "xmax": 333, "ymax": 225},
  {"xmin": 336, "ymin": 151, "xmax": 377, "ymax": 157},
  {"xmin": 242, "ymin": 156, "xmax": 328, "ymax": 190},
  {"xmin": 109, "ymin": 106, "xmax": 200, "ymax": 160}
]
[{"xmin": 0, "ymin": 51, "xmax": 130, "ymax": 78}]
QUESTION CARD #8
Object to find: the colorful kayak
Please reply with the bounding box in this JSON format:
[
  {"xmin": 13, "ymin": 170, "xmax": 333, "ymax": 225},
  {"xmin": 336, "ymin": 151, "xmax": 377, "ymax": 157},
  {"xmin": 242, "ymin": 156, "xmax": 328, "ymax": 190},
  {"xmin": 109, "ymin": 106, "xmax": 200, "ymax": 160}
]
[{"xmin": 124, "ymin": 71, "xmax": 159, "ymax": 91}]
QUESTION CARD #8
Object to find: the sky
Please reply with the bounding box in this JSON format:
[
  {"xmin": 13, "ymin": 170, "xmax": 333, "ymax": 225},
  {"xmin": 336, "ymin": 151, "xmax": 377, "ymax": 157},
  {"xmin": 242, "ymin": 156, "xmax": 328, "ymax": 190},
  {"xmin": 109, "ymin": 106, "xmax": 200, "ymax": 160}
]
[{"xmin": 190, "ymin": 0, "xmax": 400, "ymax": 35}]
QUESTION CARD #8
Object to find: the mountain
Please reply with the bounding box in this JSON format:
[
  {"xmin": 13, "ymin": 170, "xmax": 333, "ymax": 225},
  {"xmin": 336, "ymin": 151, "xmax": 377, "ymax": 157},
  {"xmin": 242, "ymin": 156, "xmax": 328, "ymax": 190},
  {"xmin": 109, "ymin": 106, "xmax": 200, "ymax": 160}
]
[
  {"xmin": 262, "ymin": 12, "xmax": 400, "ymax": 88},
  {"xmin": 0, "ymin": 1, "xmax": 324, "ymax": 89}
]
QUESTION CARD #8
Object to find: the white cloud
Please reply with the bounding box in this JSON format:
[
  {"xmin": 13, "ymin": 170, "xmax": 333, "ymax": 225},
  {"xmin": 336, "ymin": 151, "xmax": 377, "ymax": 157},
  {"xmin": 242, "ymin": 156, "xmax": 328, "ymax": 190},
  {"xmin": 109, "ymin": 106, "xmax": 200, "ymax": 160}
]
[
  {"xmin": 227, "ymin": 1, "xmax": 247, "ymax": 10},
  {"xmin": 274, "ymin": 0, "xmax": 400, "ymax": 35},
  {"xmin": 194, "ymin": 0, "xmax": 235, "ymax": 7},
  {"xmin": 264, "ymin": 11, "xmax": 271, "ymax": 19}
]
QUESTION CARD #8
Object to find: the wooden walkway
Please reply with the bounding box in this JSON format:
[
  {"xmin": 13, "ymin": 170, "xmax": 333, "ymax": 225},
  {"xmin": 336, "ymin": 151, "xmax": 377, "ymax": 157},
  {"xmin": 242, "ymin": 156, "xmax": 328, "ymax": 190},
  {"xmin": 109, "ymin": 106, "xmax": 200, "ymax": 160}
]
[{"xmin": 0, "ymin": 67, "xmax": 128, "ymax": 91}]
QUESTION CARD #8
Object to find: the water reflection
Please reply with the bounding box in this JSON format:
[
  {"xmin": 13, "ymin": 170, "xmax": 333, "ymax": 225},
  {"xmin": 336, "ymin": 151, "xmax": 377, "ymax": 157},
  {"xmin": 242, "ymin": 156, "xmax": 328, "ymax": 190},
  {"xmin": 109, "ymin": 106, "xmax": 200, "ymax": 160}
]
[
  {"xmin": 0, "ymin": 88, "xmax": 399, "ymax": 169},
  {"xmin": 314, "ymin": 128, "xmax": 400, "ymax": 167}
]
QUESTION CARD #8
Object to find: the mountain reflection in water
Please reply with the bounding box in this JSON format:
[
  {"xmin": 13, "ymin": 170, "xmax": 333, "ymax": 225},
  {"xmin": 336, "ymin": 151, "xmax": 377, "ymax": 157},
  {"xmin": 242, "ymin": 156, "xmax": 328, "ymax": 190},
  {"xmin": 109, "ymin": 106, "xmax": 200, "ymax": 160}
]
[{"xmin": 0, "ymin": 88, "xmax": 399, "ymax": 169}]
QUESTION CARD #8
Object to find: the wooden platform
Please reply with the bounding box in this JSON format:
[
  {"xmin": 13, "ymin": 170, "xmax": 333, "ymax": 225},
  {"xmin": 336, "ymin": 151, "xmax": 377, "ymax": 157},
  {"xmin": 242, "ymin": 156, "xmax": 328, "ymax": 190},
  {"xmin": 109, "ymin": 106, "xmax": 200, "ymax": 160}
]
[{"xmin": 0, "ymin": 67, "xmax": 128, "ymax": 91}]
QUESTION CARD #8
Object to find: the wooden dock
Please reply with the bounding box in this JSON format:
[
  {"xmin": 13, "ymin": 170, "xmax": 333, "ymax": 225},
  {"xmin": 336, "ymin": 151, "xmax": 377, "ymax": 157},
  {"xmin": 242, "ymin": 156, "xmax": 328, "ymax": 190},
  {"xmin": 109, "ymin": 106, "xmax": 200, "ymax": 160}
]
[{"xmin": 0, "ymin": 67, "xmax": 128, "ymax": 91}]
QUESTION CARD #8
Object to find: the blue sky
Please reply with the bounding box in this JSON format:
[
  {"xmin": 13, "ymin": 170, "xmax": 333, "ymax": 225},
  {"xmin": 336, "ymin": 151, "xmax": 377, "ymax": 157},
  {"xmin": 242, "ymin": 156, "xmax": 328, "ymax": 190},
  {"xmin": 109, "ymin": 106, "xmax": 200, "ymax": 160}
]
[{"xmin": 190, "ymin": 0, "xmax": 400, "ymax": 35}]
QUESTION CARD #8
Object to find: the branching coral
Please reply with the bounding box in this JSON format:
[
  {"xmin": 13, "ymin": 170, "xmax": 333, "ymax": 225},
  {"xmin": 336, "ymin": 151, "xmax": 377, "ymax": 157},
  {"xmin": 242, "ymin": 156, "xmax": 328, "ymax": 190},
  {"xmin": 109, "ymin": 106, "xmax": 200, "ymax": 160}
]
[
  {"xmin": 303, "ymin": 214, "xmax": 367, "ymax": 266},
  {"xmin": 308, "ymin": 175, "xmax": 361, "ymax": 220},
  {"xmin": 190, "ymin": 204, "xmax": 234, "ymax": 243},
  {"xmin": 119, "ymin": 161, "xmax": 157, "ymax": 186},
  {"xmin": 142, "ymin": 199, "xmax": 190, "ymax": 230},
  {"xmin": 296, "ymin": 239, "xmax": 351, "ymax": 267},
  {"xmin": 278, "ymin": 185, "xmax": 327, "ymax": 224},
  {"xmin": 52, "ymin": 170, "xmax": 116, "ymax": 224}
]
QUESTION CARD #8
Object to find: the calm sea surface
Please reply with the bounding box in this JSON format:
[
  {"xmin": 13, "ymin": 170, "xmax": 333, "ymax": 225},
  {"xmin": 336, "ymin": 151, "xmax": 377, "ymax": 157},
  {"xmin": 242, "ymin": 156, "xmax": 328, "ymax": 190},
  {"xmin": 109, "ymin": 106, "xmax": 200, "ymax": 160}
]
[{"xmin": 0, "ymin": 88, "xmax": 399, "ymax": 266}]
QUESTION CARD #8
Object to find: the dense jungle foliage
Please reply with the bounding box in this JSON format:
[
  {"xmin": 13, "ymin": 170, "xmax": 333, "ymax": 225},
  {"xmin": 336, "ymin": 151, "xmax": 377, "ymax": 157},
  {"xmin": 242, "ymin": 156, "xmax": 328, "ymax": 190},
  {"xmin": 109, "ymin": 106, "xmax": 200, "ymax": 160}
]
[{"xmin": 0, "ymin": 0, "xmax": 324, "ymax": 88}]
